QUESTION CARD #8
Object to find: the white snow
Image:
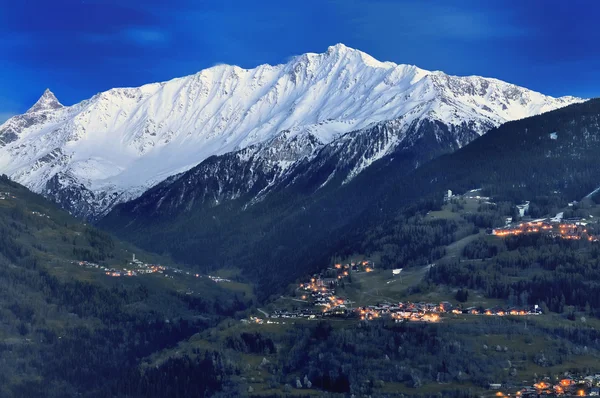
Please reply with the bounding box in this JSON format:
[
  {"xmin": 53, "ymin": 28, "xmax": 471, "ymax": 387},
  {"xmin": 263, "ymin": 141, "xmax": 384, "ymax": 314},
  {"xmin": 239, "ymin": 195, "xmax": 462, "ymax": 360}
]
[{"xmin": 0, "ymin": 43, "xmax": 583, "ymax": 215}]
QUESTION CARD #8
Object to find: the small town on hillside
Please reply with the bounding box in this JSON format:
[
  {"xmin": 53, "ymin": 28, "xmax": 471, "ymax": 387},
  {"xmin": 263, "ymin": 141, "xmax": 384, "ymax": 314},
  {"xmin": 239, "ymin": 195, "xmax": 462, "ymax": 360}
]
[
  {"xmin": 74, "ymin": 254, "xmax": 231, "ymax": 283},
  {"xmin": 444, "ymin": 188, "xmax": 599, "ymax": 242},
  {"xmin": 492, "ymin": 218, "xmax": 598, "ymax": 242},
  {"xmin": 251, "ymin": 298, "xmax": 542, "ymax": 325},
  {"xmin": 492, "ymin": 373, "xmax": 600, "ymax": 397},
  {"xmin": 75, "ymin": 256, "xmax": 177, "ymax": 278},
  {"xmin": 246, "ymin": 259, "xmax": 542, "ymax": 324}
]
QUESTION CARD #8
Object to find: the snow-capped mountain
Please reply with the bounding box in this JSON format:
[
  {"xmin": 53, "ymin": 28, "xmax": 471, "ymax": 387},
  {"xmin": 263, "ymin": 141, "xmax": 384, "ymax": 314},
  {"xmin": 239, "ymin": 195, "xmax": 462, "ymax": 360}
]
[
  {"xmin": 109, "ymin": 114, "xmax": 490, "ymax": 219},
  {"xmin": 0, "ymin": 44, "xmax": 581, "ymax": 219}
]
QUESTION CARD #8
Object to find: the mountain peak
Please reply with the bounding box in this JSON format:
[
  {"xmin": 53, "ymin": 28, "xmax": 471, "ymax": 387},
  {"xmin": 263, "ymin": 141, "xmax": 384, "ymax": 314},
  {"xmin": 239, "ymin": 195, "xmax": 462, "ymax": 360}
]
[
  {"xmin": 26, "ymin": 89, "xmax": 63, "ymax": 113},
  {"xmin": 322, "ymin": 43, "xmax": 394, "ymax": 69},
  {"xmin": 326, "ymin": 43, "xmax": 350, "ymax": 54}
]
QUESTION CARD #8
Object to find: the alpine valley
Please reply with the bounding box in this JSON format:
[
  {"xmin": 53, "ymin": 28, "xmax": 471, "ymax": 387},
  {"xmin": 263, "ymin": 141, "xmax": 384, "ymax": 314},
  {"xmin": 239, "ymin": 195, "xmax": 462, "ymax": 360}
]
[{"xmin": 6, "ymin": 40, "xmax": 600, "ymax": 398}]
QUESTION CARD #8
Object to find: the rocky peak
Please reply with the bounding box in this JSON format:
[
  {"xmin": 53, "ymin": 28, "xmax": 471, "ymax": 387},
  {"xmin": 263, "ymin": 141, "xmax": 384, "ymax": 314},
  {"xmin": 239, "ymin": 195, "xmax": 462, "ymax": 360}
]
[{"xmin": 26, "ymin": 89, "xmax": 63, "ymax": 113}]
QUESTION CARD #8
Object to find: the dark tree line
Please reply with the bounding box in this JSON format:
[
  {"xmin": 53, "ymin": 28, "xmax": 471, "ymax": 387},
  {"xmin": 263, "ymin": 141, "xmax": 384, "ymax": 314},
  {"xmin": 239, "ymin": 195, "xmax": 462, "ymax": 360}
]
[{"xmin": 430, "ymin": 234, "xmax": 600, "ymax": 314}]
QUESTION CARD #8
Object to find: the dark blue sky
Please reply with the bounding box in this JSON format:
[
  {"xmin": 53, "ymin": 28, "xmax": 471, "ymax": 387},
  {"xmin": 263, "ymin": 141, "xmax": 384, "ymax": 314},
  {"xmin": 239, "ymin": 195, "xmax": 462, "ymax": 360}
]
[{"xmin": 1, "ymin": 0, "xmax": 599, "ymax": 122}]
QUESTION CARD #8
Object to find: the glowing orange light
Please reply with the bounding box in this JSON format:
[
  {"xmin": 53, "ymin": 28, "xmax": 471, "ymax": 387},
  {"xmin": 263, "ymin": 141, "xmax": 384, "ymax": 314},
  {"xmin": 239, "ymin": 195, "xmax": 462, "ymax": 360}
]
[{"xmin": 534, "ymin": 382, "xmax": 550, "ymax": 390}]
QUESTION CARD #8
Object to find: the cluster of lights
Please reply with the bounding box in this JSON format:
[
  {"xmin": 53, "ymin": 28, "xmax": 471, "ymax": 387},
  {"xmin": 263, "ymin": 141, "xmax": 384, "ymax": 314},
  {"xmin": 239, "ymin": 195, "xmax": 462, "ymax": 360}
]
[
  {"xmin": 452, "ymin": 308, "xmax": 532, "ymax": 316},
  {"xmin": 520, "ymin": 380, "xmax": 588, "ymax": 397},
  {"xmin": 494, "ymin": 221, "xmax": 597, "ymax": 242},
  {"xmin": 105, "ymin": 270, "xmax": 137, "ymax": 277},
  {"xmin": 359, "ymin": 308, "xmax": 381, "ymax": 321}
]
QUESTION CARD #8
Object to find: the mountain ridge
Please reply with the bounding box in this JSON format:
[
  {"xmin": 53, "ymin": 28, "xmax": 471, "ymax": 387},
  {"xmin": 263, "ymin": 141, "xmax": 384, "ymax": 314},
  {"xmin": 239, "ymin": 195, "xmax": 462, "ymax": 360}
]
[{"xmin": 0, "ymin": 44, "xmax": 581, "ymax": 218}]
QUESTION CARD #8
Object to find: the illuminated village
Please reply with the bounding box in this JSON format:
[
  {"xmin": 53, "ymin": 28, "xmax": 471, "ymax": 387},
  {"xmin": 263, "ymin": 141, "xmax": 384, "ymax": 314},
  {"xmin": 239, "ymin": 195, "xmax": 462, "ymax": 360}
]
[
  {"xmin": 74, "ymin": 254, "xmax": 207, "ymax": 281},
  {"xmin": 492, "ymin": 218, "xmax": 598, "ymax": 242},
  {"xmin": 246, "ymin": 260, "xmax": 542, "ymax": 324},
  {"xmin": 491, "ymin": 374, "xmax": 600, "ymax": 397},
  {"xmin": 444, "ymin": 189, "xmax": 599, "ymax": 243}
]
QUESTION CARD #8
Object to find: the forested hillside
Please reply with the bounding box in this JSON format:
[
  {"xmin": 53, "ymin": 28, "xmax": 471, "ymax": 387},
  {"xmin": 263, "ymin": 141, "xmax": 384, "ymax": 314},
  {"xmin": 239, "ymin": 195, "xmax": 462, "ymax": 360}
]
[
  {"xmin": 345, "ymin": 97, "xmax": 600, "ymax": 270},
  {"xmin": 387, "ymin": 97, "xmax": 600, "ymax": 207},
  {"xmin": 0, "ymin": 175, "xmax": 250, "ymax": 397},
  {"xmin": 429, "ymin": 231, "xmax": 600, "ymax": 315}
]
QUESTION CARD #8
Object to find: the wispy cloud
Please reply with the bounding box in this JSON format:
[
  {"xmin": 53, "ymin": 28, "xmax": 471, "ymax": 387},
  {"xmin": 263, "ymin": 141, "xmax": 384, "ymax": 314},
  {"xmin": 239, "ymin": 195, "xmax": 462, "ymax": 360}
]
[
  {"xmin": 83, "ymin": 27, "xmax": 170, "ymax": 47},
  {"xmin": 122, "ymin": 28, "xmax": 169, "ymax": 45},
  {"xmin": 330, "ymin": 0, "xmax": 530, "ymax": 41}
]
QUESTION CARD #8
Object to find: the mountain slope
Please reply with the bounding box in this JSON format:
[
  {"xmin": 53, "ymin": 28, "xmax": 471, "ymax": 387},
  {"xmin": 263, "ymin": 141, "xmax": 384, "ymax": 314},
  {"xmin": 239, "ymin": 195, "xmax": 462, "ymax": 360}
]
[
  {"xmin": 386, "ymin": 97, "xmax": 600, "ymax": 207},
  {"xmin": 0, "ymin": 175, "xmax": 248, "ymax": 397},
  {"xmin": 100, "ymin": 99, "xmax": 600, "ymax": 297},
  {"xmin": 102, "ymin": 116, "xmax": 465, "ymax": 220},
  {"xmin": 325, "ymin": 97, "xmax": 600, "ymax": 271},
  {"xmin": 0, "ymin": 44, "xmax": 580, "ymax": 219}
]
